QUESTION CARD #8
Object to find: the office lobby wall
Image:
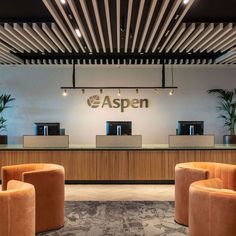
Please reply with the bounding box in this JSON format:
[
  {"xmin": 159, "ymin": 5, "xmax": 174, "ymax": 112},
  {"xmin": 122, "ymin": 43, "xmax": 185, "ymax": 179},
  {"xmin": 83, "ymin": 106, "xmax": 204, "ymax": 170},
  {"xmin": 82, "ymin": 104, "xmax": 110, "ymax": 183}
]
[{"xmin": 0, "ymin": 65, "xmax": 235, "ymax": 144}]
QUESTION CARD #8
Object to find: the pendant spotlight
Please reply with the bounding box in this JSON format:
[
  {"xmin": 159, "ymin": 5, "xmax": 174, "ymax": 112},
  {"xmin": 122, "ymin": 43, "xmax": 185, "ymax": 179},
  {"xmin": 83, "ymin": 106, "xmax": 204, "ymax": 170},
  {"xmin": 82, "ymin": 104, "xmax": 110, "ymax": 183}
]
[
  {"xmin": 169, "ymin": 90, "xmax": 174, "ymax": 96},
  {"xmin": 169, "ymin": 64, "xmax": 175, "ymax": 96},
  {"xmin": 117, "ymin": 89, "xmax": 121, "ymax": 96},
  {"xmin": 62, "ymin": 89, "xmax": 67, "ymax": 96}
]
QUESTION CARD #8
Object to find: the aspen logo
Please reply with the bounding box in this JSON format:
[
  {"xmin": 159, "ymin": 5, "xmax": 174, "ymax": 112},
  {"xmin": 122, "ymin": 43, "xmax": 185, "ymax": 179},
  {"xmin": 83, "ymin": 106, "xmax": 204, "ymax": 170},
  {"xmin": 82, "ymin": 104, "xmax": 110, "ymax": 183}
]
[
  {"xmin": 87, "ymin": 95, "xmax": 101, "ymax": 108},
  {"xmin": 87, "ymin": 95, "xmax": 149, "ymax": 112}
]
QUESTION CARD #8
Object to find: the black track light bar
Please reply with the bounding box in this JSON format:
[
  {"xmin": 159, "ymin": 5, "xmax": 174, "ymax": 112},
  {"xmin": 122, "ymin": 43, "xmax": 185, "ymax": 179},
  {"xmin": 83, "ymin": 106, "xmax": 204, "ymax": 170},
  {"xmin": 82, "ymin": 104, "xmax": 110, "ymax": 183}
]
[{"xmin": 61, "ymin": 86, "xmax": 178, "ymax": 90}]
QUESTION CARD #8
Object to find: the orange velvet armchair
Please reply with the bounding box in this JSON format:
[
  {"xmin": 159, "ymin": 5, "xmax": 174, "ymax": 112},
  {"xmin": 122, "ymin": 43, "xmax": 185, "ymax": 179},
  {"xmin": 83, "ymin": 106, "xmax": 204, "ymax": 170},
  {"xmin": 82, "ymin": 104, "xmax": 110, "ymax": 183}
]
[
  {"xmin": 2, "ymin": 163, "xmax": 65, "ymax": 233},
  {"xmin": 189, "ymin": 178, "xmax": 236, "ymax": 236},
  {"xmin": 0, "ymin": 180, "xmax": 35, "ymax": 236},
  {"xmin": 175, "ymin": 162, "xmax": 236, "ymax": 226}
]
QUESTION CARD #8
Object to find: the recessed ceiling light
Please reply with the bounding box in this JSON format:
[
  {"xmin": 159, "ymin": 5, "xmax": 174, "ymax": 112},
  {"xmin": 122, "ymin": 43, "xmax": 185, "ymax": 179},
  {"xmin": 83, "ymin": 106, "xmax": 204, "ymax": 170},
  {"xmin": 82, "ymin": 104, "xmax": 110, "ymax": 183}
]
[
  {"xmin": 183, "ymin": 0, "xmax": 189, "ymax": 4},
  {"xmin": 75, "ymin": 29, "xmax": 82, "ymax": 38},
  {"xmin": 60, "ymin": 0, "xmax": 66, "ymax": 4}
]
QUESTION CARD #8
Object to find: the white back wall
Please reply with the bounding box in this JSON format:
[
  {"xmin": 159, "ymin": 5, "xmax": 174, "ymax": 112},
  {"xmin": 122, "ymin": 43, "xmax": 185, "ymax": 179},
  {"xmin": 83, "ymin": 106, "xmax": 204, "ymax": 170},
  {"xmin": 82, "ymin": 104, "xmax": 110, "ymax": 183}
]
[{"xmin": 0, "ymin": 65, "xmax": 236, "ymax": 144}]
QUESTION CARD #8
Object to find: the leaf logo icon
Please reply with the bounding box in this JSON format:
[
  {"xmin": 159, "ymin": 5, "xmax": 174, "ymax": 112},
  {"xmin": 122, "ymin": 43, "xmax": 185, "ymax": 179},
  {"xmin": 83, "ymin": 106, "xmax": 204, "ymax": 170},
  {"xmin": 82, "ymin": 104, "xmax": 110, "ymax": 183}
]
[{"xmin": 87, "ymin": 95, "xmax": 101, "ymax": 108}]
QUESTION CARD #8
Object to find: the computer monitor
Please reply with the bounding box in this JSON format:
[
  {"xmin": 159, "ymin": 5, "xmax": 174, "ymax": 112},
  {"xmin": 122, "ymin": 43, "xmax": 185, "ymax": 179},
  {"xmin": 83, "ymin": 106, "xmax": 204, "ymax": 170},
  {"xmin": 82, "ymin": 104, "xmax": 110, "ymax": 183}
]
[
  {"xmin": 106, "ymin": 121, "xmax": 132, "ymax": 136},
  {"xmin": 177, "ymin": 121, "xmax": 204, "ymax": 135},
  {"xmin": 35, "ymin": 122, "xmax": 60, "ymax": 135}
]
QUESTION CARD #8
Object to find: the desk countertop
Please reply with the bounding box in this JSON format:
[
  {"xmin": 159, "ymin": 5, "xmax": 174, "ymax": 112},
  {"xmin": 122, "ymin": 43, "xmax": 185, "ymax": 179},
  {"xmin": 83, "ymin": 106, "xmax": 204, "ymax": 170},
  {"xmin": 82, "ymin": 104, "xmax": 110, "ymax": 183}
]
[{"xmin": 0, "ymin": 144, "xmax": 236, "ymax": 151}]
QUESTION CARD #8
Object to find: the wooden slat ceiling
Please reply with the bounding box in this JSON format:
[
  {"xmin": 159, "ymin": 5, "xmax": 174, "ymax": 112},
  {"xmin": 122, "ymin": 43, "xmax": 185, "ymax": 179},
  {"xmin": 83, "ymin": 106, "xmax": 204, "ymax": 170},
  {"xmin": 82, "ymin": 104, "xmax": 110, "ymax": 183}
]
[{"xmin": 0, "ymin": 0, "xmax": 235, "ymax": 65}]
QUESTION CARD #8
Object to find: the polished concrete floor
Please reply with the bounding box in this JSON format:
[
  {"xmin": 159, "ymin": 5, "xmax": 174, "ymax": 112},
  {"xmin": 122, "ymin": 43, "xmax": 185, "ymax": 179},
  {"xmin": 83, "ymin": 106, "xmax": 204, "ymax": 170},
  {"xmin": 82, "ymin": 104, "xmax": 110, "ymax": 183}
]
[
  {"xmin": 65, "ymin": 184, "xmax": 175, "ymax": 201},
  {"xmin": 0, "ymin": 184, "xmax": 175, "ymax": 201}
]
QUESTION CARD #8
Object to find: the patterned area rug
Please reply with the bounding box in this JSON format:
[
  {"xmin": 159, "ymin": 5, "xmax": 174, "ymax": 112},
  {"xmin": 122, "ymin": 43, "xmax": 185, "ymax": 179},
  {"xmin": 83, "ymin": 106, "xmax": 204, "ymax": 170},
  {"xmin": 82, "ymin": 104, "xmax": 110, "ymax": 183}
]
[{"xmin": 38, "ymin": 201, "xmax": 188, "ymax": 236}]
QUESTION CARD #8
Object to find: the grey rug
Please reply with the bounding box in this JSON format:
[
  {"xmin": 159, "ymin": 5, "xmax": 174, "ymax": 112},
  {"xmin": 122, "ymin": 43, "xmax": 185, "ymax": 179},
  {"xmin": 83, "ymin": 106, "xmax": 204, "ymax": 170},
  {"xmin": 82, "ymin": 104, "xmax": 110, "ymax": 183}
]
[{"xmin": 38, "ymin": 201, "xmax": 188, "ymax": 236}]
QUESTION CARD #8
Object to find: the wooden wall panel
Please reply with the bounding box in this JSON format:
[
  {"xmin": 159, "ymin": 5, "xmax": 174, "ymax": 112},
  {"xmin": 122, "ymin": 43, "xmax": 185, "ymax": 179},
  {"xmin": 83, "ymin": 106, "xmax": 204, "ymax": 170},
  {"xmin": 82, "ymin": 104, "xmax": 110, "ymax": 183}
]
[
  {"xmin": 222, "ymin": 151, "xmax": 236, "ymax": 164},
  {"xmin": 0, "ymin": 151, "xmax": 97, "ymax": 180},
  {"xmin": 150, "ymin": 151, "xmax": 166, "ymax": 180},
  {"xmin": 150, "ymin": 151, "xmax": 196, "ymax": 180},
  {"xmin": 0, "ymin": 149, "xmax": 236, "ymax": 181},
  {"xmin": 195, "ymin": 150, "xmax": 223, "ymax": 163},
  {"xmin": 129, "ymin": 151, "xmax": 151, "ymax": 180},
  {"xmin": 164, "ymin": 151, "xmax": 179, "ymax": 180},
  {"xmin": 96, "ymin": 151, "xmax": 129, "ymax": 180}
]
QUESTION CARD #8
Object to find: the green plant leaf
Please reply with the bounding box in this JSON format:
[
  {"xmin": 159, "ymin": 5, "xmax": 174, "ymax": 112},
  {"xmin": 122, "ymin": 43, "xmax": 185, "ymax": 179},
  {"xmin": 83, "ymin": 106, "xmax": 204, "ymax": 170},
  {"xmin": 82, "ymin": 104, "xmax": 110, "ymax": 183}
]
[
  {"xmin": 0, "ymin": 94, "xmax": 15, "ymax": 134},
  {"xmin": 208, "ymin": 88, "xmax": 236, "ymax": 134}
]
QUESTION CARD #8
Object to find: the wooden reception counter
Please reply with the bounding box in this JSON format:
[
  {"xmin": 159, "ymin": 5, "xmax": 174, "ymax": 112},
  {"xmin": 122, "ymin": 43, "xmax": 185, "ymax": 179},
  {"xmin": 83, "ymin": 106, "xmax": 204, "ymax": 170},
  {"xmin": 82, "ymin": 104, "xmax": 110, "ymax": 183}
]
[{"xmin": 0, "ymin": 144, "xmax": 236, "ymax": 183}]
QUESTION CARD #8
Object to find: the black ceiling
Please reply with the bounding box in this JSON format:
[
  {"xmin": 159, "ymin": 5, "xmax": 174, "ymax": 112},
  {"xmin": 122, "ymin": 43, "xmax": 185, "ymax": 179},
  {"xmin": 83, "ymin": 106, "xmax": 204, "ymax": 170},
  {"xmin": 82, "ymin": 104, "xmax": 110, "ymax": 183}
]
[
  {"xmin": 184, "ymin": 0, "xmax": 236, "ymax": 22},
  {"xmin": 0, "ymin": 0, "xmax": 52, "ymax": 22},
  {"xmin": 0, "ymin": 0, "xmax": 235, "ymax": 23}
]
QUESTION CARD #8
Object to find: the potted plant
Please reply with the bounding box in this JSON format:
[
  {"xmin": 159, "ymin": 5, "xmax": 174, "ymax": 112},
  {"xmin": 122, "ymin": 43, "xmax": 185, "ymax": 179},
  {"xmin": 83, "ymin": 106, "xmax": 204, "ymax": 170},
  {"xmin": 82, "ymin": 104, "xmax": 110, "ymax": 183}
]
[
  {"xmin": 208, "ymin": 89, "xmax": 236, "ymax": 144},
  {"xmin": 0, "ymin": 94, "xmax": 15, "ymax": 144}
]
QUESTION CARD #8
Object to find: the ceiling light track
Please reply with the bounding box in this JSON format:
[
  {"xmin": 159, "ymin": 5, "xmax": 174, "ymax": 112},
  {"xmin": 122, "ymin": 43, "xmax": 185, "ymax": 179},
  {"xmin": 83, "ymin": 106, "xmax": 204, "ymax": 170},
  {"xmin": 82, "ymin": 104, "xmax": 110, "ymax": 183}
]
[{"xmin": 60, "ymin": 59, "xmax": 178, "ymax": 94}]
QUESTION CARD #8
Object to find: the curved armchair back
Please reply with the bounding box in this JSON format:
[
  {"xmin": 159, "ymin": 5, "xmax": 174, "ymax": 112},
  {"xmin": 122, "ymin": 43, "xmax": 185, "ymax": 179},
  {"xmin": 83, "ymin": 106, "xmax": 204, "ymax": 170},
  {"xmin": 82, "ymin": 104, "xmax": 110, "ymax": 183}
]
[
  {"xmin": 175, "ymin": 162, "xmax": 236, "ymax": 226},
  {"xmin": 0, "ymin": 180, "xmax": 35, "ymax": 236},
  {"xmin": 1, "ymin": 163, "xmax": 65, "ymax": 233},
  {"xmin": 189, "ymin": 178, "xmax": 236, "ymax": 236}
]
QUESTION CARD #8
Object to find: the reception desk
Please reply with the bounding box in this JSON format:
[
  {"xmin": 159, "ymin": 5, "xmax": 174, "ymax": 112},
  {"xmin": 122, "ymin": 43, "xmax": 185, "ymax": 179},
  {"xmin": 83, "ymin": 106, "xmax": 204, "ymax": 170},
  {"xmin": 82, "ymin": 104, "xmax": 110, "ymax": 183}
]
[{"xmin": 0, "ymin": 144, "xmax": 236, "ymax": 183}]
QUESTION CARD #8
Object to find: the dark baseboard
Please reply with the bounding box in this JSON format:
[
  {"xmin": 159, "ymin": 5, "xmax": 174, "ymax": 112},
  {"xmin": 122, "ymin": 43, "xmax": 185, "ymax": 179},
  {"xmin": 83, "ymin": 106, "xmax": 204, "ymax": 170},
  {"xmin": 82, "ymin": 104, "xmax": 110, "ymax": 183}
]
[
  {"xmin": 65, "ymin": 180, "xmax": 175, "ymax": 184},
  {"xmin": 0, "ymin": 180, "xmax": 175, "ymax": 185}
]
